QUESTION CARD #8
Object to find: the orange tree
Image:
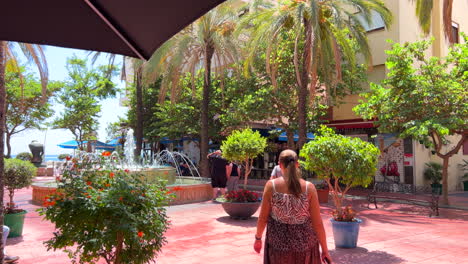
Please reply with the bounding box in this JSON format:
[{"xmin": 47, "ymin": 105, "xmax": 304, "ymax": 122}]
[{"xmin": 39, "ymin": 154, "xmax": 172, "ymax": 264}]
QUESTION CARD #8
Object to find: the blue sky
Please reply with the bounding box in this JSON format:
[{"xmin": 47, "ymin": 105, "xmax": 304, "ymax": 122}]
[{"xmin": 9, "ymin": 46, "xmax": 128, "ymax": 155}]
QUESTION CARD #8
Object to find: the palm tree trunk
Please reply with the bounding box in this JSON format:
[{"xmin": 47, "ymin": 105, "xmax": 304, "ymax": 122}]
[
  {"xmin": 135, "ymin": 67, "xmax": 144, "ymax": 162},
  {"xmin": 286, "ymin": 129, "xmax": 295, "ymax": 150},
  {"xmin": 0, "ymin": 40, "xmax": 7, "ymax": 262},
  {"xmin": 200, "ymin": 45, "xmax": 215, "ymax": 178},
  {"xmin": 297, "ymin": 19, "xmax": 312, "ymax": 150},
  {"xmin": 6, "ymin": 132, "xmax": 11, "ymax": 158}
]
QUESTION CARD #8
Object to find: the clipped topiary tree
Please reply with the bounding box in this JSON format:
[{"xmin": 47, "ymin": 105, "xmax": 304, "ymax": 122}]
[
  {"xmin": 4, "ymin": 158, "xmax": 37, "ymax": 213},
  {"xmin": 221, "ymin": 128, "xmax": 267, "ymax": 189},
  {"xmin": 300, "ymin": 126, "xmax": 380, "ymax": 221},
  {"xmin": 15, "ymin": 152, "xmax": 33, "ymax": 161}
]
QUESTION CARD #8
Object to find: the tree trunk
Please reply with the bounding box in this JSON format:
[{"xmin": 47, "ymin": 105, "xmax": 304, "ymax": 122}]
[
  {"xmin": 0, "ymin": 40, "xmax": 7, "ymax": 262},
  {"xmin": 114, "ymin": 232, "xmax": 124, "ymax": 264},
  {"xmin": 6, "ymin": 132, "xmax": 11, "ymax": 158},
  {"xmin": 134, "ymin": 67, "xmax": 144, "ymax": 162},
  {"xmin": 441, "ymin": 156, "xmax": 450, "ymax": 205},
  {"xmin": 200, "ymin": 45, "xmax": 215, "ymax": 178},
  {"xmin": 286, "ymin": 129, "xmax": 295, "ymax": 150},
  {"xmin": 297, "ymin": 19, "xmax": 312, "ymax": 150}
]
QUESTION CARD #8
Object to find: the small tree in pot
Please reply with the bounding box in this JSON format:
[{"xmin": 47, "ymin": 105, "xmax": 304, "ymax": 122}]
[
  {"xmin": 4, "ymin": 158, "xmax": 37, "ymax": 237},
  {"xmin": 221, "ymin": 128, "xmax": 267, "ymax": 189},
  {"xmin": 300, "ymin": 126, "xmax": 380, "ymax": 248}
]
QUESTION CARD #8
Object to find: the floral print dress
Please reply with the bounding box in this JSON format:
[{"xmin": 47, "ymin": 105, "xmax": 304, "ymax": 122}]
[{"xmin": 264, "ymin": 181, "xmax": 321, "ymax": 264}]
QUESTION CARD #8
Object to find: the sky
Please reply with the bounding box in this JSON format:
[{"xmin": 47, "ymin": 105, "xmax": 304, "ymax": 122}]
[{"xmin": 9, "ymin": 46, "xmax": 129, "ymax": 156}]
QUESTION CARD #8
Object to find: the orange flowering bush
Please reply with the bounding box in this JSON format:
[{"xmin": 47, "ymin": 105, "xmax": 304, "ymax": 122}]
[{"xmin": 39, "ymin": 155, "xmax": 173, "ymax": 264}]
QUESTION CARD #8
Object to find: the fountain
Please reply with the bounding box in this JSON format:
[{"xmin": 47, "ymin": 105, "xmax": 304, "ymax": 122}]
[{"xmin": 32, "ymin": 129, "xmax": 212, "ymax": 205}]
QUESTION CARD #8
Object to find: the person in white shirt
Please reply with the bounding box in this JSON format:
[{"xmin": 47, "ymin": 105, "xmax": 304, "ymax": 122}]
[{"xmin": 270, "ymin": 163, "xmax": 283, "ymax": 180}]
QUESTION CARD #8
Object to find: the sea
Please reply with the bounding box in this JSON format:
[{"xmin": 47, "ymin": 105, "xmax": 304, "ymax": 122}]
[{"xmin": 11, "ymin": 154, "xmax": 60, "ymax": 161}]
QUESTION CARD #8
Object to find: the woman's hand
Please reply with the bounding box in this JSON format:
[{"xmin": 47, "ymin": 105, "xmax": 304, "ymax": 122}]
[
  {"xmin": 253, "ymin": 239, "xmax": 262, "ymax": 253},
  {"xmin": 321, "ymin": 251, "xmax": 333, "ymax": 264}
]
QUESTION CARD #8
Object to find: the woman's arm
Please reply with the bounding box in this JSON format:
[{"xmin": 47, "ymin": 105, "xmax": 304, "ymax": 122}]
[
  {"xmin": 254, "ymin": 181, "xmax": 273, "ymax": 253},
  {"xmin": 308, "ymin": 183, "xmax": 331, "ymax": 260},
  {"xmin": 226, "ymin": 164, "xmax": 232, "ymax": 180}
]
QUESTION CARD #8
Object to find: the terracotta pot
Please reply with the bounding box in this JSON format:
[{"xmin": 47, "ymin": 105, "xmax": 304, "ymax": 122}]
[
  {"xmin": 316, "ymin": 189, "xmax": 329, "ymax": 203},
  {"xmin": 221, "ymin": 201, "xmax": 261, "ymax": 219}
]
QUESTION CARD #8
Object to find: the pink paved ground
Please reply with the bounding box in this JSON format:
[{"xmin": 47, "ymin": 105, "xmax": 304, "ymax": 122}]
[{"xmin": 6, "ymin": 181, "xmax": 468, "ymax": 264}]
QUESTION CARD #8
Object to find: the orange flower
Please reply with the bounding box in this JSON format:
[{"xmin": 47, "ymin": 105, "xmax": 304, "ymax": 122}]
[
  {"xmin": 65, "ymin": 156, "xmax": 72, "ymax": 161},
  {"xmin": 124, "ymin": 169, "xmax": 130, "ymax": 173},
  {"xmin": 86, "ymin": 181, "xmax": 92, "ymax": 186},
  {"xmin": 141, "ymin": 193, "xmax": 146, "ymax": 197},
  {"xmin": 102, "ymin": 151, "xmax": 111, "ymax": 157},
  {"xmin": 105, "ymin": 183, "xmax": 111, "ymax": 187},
  {"xmin": 99, "ymin": 188, "xmax": 104, "ymax": 192},
  {"xmin": 165, "ymin": 191, "xmax": 172, "ymax": 195},
  {"xmin": 137, "ymin": 231, "xmax": 144, "ymax": 238},
  {"xmin": 87, "ymin": 195, "xmax": 91, "ymax": 199},
  {"xmin": 50, "ymin": 201, "xmax": 56, "ymax": 206},
  {"xmin": 109, "ymin": 172, "xmax": 115, "ymax": 179},
  {"xmin": 172, "ymin": 186, "xmax": 183, "ymax": 191},
  {"xmin": 88, "ymin": 186, "xmax": 93, "ymax": 190},
  {"xmin": 119, "ymin": 196, "xmax": 123, "ymax": 201},
  {"xmin": 83, "ymin": 192, "xmax": 89, "ymax": 196}
]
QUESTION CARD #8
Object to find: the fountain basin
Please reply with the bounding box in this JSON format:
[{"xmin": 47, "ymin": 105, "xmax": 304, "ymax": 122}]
[
  {"xmin": 32, "ymin": 176, "xmax": 212, "ymax": 206},
  {"xmin": 132, "ymin": 167, "xmax": 177, "ymax": 185}
]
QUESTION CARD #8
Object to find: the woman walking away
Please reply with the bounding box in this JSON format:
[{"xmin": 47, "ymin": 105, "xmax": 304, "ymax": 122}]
[
  {"xmin": 254, "ymin": 150, "xmax": 332, "ymax": 264},
  {"xmin": 226, "ymin": 162, "xmax": 240, "ymax": 191}
]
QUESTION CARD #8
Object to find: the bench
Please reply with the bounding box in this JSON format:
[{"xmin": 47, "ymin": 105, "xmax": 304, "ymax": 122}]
[{"xmin": 367, "ymin": 182, "xmax": 439, "ymax": 217}]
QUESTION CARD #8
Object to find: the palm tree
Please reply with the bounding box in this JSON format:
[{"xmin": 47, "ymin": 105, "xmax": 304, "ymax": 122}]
[
  {"xmin": 241, "ymin": 0, "xmax": 392, "ymax": 149},
  {"xmin": 143, "ymin": 1, "xmax": 239, "ymax": 178},
  {"xmin": 413, "ymin": 0, "xmax": 455, "ymax": 43},
  {"xmin": 0, "ymin": 40, "xmax": 48, "ymax": 261}
]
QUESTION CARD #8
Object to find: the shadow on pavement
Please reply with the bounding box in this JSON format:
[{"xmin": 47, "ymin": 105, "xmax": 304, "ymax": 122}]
[
  {"xmin": 330, "ymin": 247, "xmax": 404, "ymax": 264},
  {"xmin": 216, "ymin": 216, "xmax": 258, "ymax": 227}
]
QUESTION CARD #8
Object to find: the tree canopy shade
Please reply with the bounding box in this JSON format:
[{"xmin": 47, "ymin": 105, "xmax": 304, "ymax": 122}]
[{"xmin": 354, "ymin": 38, "xmax": 468, "ymax": 205}]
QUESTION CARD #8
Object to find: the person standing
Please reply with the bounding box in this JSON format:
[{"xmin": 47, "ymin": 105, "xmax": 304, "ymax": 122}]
[
  {"xmin": 269, "ymin": 163, "xmax": 283, "ymax": 180},
  {"xmin": 226, "ymin": 162, "xmax": 241, "ymax": 192},
  {"xmin": 254, "ymin": 150, "xmax": 332, "ymax": 264},
  {"xmin": 207, "ymin": 150, "xmax": 229, "ymax": 200},
  {"xmin": 3, "ymin": 226, "xmax": 19, "ymax": 263}
]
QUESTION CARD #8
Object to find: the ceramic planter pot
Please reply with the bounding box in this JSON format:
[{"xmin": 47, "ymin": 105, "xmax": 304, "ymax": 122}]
[
  {"xmin": 316, "ymin": 189, "xmax": 329, "ymax": 203},
  {"xmin": 330, "ymin": 218, "xmax": 362, "ymax": 248},
  {"xmin": 221, "ymin": 201, "xmax": 261, "ymax": 220},
  {"xmin": 4, "ymin": 210, "xmax": 27, "ymax": 238}
]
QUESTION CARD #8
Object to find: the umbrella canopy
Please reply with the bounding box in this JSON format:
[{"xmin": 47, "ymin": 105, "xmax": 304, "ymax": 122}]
[
  {"xmin": 0, "ymin": 0, "xmax": 226, "ymax": 60},
  {"xmin": 278, "ymin": 132, "xmax": 315, "ymax": 142},
  {"xmin": 58, "ymin": 140, "xmax": 115, "ymax": 150},
  {"xmin": 107, "ymin": 136, "xmax": 123, "ymax": 147}
]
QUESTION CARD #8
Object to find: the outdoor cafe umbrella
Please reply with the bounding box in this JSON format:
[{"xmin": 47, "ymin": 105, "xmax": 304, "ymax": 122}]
[
  {"xmin": 0, "ymin": 0, "xmax": 227, "ymax": 60},
  {"xmin": 58, "ymin": 140, "xmax": 115, "ymax": 150}
]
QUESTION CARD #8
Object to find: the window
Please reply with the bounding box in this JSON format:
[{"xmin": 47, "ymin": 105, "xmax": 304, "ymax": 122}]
[
  {"xmin": 355, "ymin": 10, "xmax": 386, "ymax": 32},
  {"xmin": 451, "ymin": 22, "xmax": 459, "ymax": 44}
]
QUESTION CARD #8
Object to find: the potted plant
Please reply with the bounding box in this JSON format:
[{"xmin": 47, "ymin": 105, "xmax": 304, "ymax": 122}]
[
  {"xmin": 218, "ymin": 128, "xmax": 266, "ymax": 219},
  {"xmin": 315, "ymin": 181, "xmax": 329, "ymax": 203},
  {"xmin": 300, "ymin": 126, "xmax": 379, "ymax": 248},
  {"xmin": 4, "ymin": 158, "xmax": 37, "ymax": 237},
  {"xmin": 39, "ymin": 152, "xmax": 172, "ymax": 264},
  {"xmin": 424, "ymin": 162, "xmax": 443, "ymax": 194},
  {"xmin": 218, "ymin": 189, "xmax": 261, "ymax": 219}
]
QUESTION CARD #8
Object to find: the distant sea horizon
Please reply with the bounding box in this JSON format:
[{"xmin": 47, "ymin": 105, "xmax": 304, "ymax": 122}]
[{"xmin": 11, "ymin": 154, "xmax": 61, "ymax": 161}]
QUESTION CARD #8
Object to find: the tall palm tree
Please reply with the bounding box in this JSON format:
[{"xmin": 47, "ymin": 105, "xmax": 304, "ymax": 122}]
[
  {"xmin": 0, "ymin": 40, "xmax": 48, "ymax": 261},
  {"xmin": 413, "ymin": 0, "xmax": 455, "ymax": 43},
  {"xmin": 143, "ymin": 1, "xmax": 239, "ymax": 178},
  {"xmin": 241, "ymin": 0, "xmax": 392, "ymax": 149}
]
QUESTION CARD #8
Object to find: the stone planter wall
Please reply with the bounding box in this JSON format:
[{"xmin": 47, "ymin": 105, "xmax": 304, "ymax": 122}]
[
  {"xmin": 169, "ymin": 183, "xmax": 212, "ymax": 205},
  {"xmin": 32, "ymin": 184, "xmax": 58, "ymax": 205}
]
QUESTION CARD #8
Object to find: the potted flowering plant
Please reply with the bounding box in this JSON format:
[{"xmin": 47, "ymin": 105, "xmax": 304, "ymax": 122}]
[
  {"xmin": 4, "ymin": 158, "xmax": 37, "ymax": 237},
  {"xmin": 39, "ymin": 152, "xmax": 172, "ymax": 264},
  {"xmin": 218, "ymin": 189, "xmax": 261, "ymax": 219},
  {"xmin": 301, "ymin": 126, "xmax": 379, "ymax": 248}
]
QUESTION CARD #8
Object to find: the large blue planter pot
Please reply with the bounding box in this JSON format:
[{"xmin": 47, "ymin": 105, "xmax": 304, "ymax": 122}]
[{"xmin": 330, "ymin": 218, "xmax": 362, "ymax": 248}]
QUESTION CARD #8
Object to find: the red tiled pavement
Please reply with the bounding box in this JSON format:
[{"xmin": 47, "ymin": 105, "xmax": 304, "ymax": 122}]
[{"xmin": 6, "ymin": 182, "xmax": 468, "ymax": 264}]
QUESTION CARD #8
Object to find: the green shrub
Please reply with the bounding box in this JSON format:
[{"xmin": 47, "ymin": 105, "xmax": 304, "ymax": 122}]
[
  {"xmin": 39, "ymin": 154, "xmax": 172, "ymax": 264},
  {"xmin": 300, "ymin": 126, "xmax": 380, "ymax": 221},
  {"xmin": 15, "ymin": 152, "xmax": 33, "ymax": 161},
  {"xmin": 4, "ymin": 158, "xmax": 37, "ymax": 213},
  {"xmin": 221, "ymin": 128, "xmax": 267, "ymax": 188},
  {"xmin": 423, "ymin": 162, "xmax": 443, "ymax": 184}
]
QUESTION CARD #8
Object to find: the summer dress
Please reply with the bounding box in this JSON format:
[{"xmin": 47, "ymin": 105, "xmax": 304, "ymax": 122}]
[{"xmin": 264, "ymin": 181, "xmax": 321, "ymax": 264}]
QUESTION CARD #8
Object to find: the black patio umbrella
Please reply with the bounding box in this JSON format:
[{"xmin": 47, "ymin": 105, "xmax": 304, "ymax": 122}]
[{"xmin": 0, "ymin": 0, "xmax": 226, "ymax": 60}]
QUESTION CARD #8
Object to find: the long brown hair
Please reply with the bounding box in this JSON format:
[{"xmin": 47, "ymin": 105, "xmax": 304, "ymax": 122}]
[{"xmin": 279, "ymin": 149, "xmax": 301, "ymax": 197}]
